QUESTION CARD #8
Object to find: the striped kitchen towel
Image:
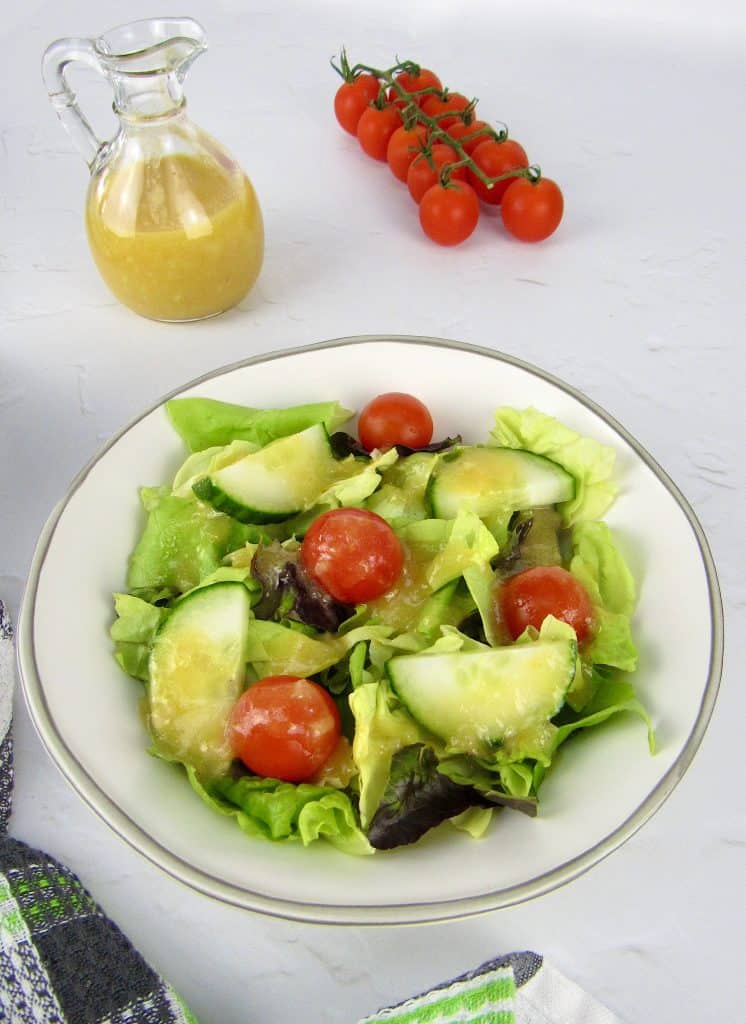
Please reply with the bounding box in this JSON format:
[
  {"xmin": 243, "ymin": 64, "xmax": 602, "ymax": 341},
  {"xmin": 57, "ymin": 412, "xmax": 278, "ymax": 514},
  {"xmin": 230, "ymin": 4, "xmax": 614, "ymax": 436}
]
[
  {"xmin": 358, "ymin": 950, "xmax": 620, "ymax": 1024},
  {"xmin": 1, "ymin": 599, "xmax": 619, "ymax": 1024}
]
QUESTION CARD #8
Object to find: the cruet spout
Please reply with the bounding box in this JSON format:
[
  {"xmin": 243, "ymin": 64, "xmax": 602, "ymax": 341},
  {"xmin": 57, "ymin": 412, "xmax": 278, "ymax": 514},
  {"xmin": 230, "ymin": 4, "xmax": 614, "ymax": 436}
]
[
  {"xmin": 95, "ymin": 18, "xmax": 207, "ymax": 81},
  {"xmin": 42, "ymin": 18, "xmax": 209, "ymax": 165}
]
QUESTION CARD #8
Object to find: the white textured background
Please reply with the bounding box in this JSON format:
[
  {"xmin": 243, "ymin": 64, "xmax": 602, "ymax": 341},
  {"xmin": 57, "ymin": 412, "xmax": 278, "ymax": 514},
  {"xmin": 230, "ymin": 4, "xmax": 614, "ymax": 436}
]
[{"xmin": 1, "ymin": 1, "xmax": 744, "ymax": 1021}]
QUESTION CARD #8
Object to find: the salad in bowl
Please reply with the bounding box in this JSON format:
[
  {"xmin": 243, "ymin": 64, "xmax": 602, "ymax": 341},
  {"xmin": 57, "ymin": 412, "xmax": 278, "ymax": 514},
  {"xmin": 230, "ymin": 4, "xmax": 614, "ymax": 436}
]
[{"xmin": 111, "ymin": 389, "xmax": 653, "ymax": 857}]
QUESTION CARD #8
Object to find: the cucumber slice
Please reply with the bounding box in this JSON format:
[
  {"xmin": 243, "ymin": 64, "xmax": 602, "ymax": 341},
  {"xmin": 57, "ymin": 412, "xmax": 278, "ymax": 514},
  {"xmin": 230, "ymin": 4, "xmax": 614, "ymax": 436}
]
[
  {"xmin": 148, "ymin": 581, "xmax": 251, "ymax": 778},
  {"xmin": 192, "ymin": 424, "xmax": 342, "ymax": 524},
  {"xmin": 428, "ymin": 447, "xmax": 575, "ymax": 520},
  {"xmin": 387, "ymin": 639, "xmax": 576, "ymax": 755}
]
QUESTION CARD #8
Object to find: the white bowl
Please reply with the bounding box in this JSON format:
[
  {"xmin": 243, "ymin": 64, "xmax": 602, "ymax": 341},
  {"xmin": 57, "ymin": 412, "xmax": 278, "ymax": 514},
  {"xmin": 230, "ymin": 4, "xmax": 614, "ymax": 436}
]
[{"xmin": 17, "ymin": 336, "xmax": 723, "ymax": 924}]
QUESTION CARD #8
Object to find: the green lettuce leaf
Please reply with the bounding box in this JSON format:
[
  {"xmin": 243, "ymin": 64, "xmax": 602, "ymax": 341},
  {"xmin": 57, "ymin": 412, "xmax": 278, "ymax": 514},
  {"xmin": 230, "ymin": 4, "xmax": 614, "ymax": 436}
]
[
  {"xmin": 349, "ymin": 679, "xmax": 429, "ymax": 828},
  {"xmin": 448, "ymin": 807, "xmax": 493, "ymax": 838},
  {"xmin": 415, "ymin": 579, "xmax": 476, "ymax": 641},
  {"xmin": 437, "ymin": 754, "xmax": 539, "ymax": 814},
  {"xmin": 317, "ymin": 446, "xmax": 398, "ymax": 507},
  {"xmin": 569, "ymin": 521, "xmax": 638, "ymax": 673},
  {"xmin": 245, "ymin": 619, "xmax": 392, "ymax": 679},
  {"xmin": 365, "ymin": 451, "xmax": 438, "ymax": 527},
  {"xmin": 172, "ymin": 439, "xmax": 259, "ymax": 496},
  {"xmin": 554, "ymin": 676, "xmax": 655, "ymax": 753},
  {"xmin": 190, "ymin": 770, "xmax": 372, "ymax": 856},
  {"xmin": 110, "ymin": 593, "xmax": 168, "ymax": 681},
  {"xmin": 489, "ymin": 406, "xmax": 617, "ymax": 524},
  {"xmin": 426, "ymin": 508, "xmax": 499, "ymax": 591},
  {"xmin": 166, "ymin": 397, "xmax": 353, "ymax": 452},
  {"xmin": 126, "ymin": 491, "xmax": 264, "ymax": 601}
]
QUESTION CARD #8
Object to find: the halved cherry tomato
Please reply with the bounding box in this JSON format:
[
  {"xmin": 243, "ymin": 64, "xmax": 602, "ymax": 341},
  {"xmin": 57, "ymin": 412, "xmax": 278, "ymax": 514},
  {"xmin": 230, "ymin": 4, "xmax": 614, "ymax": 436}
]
[
  {"xmin": 334, "ymin": 74, "xmax": 380, "ymax": 135},
  {"xmin": 358, "ymin": 391, "xmax": 434, "ymax": 450},
  {"xmin": 387, "ymin": 124, "xmax": 428, "ymax": 182},
  {"xmin": 497, "ymin": 566, "xmax": 593, "ymax": 642},
  {"xmin": 501, "ymin": 176, "xmax": 564, "ymax": 242},
  {"xmin": 445, "ymin": 119, "xmax": 494, "ymax": 156},
  {"xmin": 388, "ymin": 67, "xmax": 443, "ymax": 107},
  {"xmin": 407, "ymin": 143, "xmax": 466, "ymax": 203},
  {"xmin": 467, "ymin": 138, "xmax": 529, "ymax": 205},
  {"xmin": 301, "ymin": 508, "xmax": 404, "ymax": 604},
  {"xmin": 419, "ymin": 181, "xmax": 480, "ymax": 246},
  {"xmin": 420, "ymin": 91, "xmax": 471, "ymax": 128},
  {"xmin": 230, "ymin": 675, "xmax": 341, "ymax": 783},
  {"xmin": 357, "ymin": 104, "xmax": 403, "ymax": 160}
]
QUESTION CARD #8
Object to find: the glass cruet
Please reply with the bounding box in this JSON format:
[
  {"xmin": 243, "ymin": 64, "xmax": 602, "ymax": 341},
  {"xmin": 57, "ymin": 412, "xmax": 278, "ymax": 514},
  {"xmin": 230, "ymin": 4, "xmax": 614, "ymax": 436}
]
[{"xmin": 42, "ymin": 18, "xmax": 264, "ymax": 322}]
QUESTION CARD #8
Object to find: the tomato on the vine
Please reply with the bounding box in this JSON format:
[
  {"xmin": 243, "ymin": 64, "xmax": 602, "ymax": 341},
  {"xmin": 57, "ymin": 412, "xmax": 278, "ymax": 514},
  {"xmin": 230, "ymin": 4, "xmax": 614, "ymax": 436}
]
[
  {"xmin": 387, "ymin": 124, "xmax": 428, "ymax": 182},
  {"xmin": 301, "ymin": 508, "xmax": 404, "ymax": 604},
  {"xmin": 358, "ymin": 391, "xmax": 434, "ymax": 451},
  {"xmin": 388, "ymin": 67, "xmax": 442, "ymax": 106},
  {"xmin": 419, "ymin": 180, "xmax": 480, "ymax": 246},
  {"xmin": 501, "ymin": 176, "xmax": 564, "ymax": 241},
  {"xmin": 497, "ymin": 566, "xmax": 592, "ymax": 641},
  {"xmin": 334, "ymin": 74, "xmax": 380, "ymax": 135},
  {"xmin": 445, "ymin": 119, "xmax": 493, "ymax": 156},
  {"xmin": 467, "ymin": 138, "xmax": 529, "ymax": 205},
  {"xmin": 357, "ymin": 104, "xmax": 403, "ymax": 160},
  {"xmin": 420, "ymin": 91, "xmax": 471, "ymax": 127},
  {"xmin": 230, "ymin": 676, "xmax": 341, "ymax": 783},
  {"xmin": 407, "ymin": 143, "xmax": 466, "ymax": 203}
]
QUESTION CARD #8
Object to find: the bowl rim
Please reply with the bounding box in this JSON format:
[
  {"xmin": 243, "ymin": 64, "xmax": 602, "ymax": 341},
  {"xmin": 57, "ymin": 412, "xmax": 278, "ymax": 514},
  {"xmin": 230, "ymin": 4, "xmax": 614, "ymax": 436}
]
[{"xmin": 17, "ymin": 334, "xmax": 724, "ymax": 925}]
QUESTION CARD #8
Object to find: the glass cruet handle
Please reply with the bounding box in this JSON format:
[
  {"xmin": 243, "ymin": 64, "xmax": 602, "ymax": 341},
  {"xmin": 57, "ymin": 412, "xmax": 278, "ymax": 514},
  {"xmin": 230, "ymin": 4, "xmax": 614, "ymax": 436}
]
[{"xmin": 42, "ymin": 37, "xmax": 107, "ymax": 169}]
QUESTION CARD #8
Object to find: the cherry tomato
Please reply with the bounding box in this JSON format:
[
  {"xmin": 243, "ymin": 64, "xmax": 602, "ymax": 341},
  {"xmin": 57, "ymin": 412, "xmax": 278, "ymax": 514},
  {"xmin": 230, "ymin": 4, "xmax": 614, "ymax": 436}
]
[
  {"xmin": 334, "ymin": 74, "xmax": 380, "ymax": 135},
  {"xmin": 445, "ymin": 119, "xmax": 493, "ymax": 156},
  {"xmin": 388, "ymin": 67, "xmax": 443, "ymax": 106},
  {"xmin": 301, "ymin": 508, "xmax": 404, "ymax": 604},
  {"xmin": 419, "ymin": 181, "xmax": 480, "ymax": 246},
  {"xmin": 230, "ymin": 675, "xmax": 341, "ymax": 783},
  {"xmin": 358, "ymin": 391, "xmax": 434, "ymax": 451},
  {"xmin": 421, "ymin": 91, "xmax": 471, "ymax": 128},
  {"xmin": 357, "ymin": 104, "xmax": 403, "ymax": 161},
  {"xmin": 501, "ymin": 176, "xmax": 564, "ymax": 242},
  {"xmin": 407, "ymin": 143, "xmax": 466, "ymax": 203},
  {"xmin": 498, "ymin": 566, "xmax": 593, "ymax": 642},
  {"xmin": 466, "ymin": 139, "xmax": 529, "ymax": 205},
  {"xmin": 387, "ymin": 124, "xmax": 428, "ymax": 182}
]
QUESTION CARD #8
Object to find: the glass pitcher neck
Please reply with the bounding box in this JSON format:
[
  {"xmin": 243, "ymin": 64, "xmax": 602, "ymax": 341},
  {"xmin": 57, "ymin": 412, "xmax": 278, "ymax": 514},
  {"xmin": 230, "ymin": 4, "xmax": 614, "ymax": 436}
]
[
  {"xmin": 98, "ymin": 18, "xmax": 207, "ymax": 121},
  {"xmin": 112, "ymin": 71, "xmax": 186, "ymax": 121}
]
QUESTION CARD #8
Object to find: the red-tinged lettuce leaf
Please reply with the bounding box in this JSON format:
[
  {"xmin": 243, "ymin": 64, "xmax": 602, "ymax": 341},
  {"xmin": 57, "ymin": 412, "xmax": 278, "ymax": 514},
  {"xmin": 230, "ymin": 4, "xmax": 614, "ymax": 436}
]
[
  {"xmin": 367, "ymin": 744, "xmax": 491, "ymax": 850},
  {"xmin": 330, "ymin": 431, "xmax": 462, "ymax": 459},
  {"xmin": 251, "ymin": 541, "xmax": 352, "ymax": 632}
]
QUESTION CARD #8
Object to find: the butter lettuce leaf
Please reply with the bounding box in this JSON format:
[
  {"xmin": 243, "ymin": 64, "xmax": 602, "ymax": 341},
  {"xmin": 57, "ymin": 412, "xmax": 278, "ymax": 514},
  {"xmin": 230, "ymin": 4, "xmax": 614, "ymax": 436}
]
[
  {"xmin": 189, "ymin": 770, "xmax": 372, "ymax": 856},
  {"xmin": 245, "ymin": 619, "xmax": 392, "ymax": 679},
  {"xmin": 110, "ymin": 593, "xmax": 168, "ymax": 681},
  {"xmin": 349, "ymin": 678, "xmax": 429, "ymax": 828},
  {"xmin": 554, "ymin": 675, "xmax": 655, "ymax": 753},
  {"xmin": 570, "ymin": 521, "xmax": 638, "ymax": 673},
  {"xmin": 489, "ymin": 406, "xmax": 617, "ymax": 524},
  {"xmin": 127, "ymin": 491, "xmax": 264, "ymax": 601},
  {"xmin": 167, "ymin": 397, "xmax": 353, "ymax": 452}
]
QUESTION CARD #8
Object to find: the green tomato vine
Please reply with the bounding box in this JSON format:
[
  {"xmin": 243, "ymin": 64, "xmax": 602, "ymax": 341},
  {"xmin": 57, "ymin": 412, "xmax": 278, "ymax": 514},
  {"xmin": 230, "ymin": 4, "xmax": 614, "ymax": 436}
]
[{"xmin": 331, "ymin": 50, "xmax": 541, "ymax": 190}]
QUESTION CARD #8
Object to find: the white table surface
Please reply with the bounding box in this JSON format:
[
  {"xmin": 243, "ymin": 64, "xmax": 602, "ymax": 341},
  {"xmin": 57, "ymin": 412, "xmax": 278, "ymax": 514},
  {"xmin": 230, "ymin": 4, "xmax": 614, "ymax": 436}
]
[{"xmin": 1, "ymin": 1, "xmax": 743, "ymax": 1021}]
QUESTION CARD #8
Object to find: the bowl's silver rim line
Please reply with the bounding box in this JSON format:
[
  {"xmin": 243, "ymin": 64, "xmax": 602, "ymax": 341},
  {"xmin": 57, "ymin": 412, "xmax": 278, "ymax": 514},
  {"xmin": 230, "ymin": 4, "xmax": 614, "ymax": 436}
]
[{"xmin": 17, "ymin": 334, "xmax": 724, "ymax": 926}]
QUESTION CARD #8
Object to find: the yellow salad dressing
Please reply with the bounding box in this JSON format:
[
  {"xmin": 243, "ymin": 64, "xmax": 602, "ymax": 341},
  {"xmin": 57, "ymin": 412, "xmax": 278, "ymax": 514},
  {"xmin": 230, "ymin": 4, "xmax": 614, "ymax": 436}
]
[{"xmin": 86, "ymin": 153, "xmax": 264, "ymax": 321}]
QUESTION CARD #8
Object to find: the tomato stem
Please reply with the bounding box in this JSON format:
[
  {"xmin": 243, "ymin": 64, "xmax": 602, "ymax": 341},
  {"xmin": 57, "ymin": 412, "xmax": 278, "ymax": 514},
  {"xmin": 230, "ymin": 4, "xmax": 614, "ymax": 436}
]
[
  {"xmin": 332, "ymin": 50, "xmax": 541, "ymax": 192},
  {"xmin": 330, "ymin": 48, "xmax": 355, "ymax": 83}
]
